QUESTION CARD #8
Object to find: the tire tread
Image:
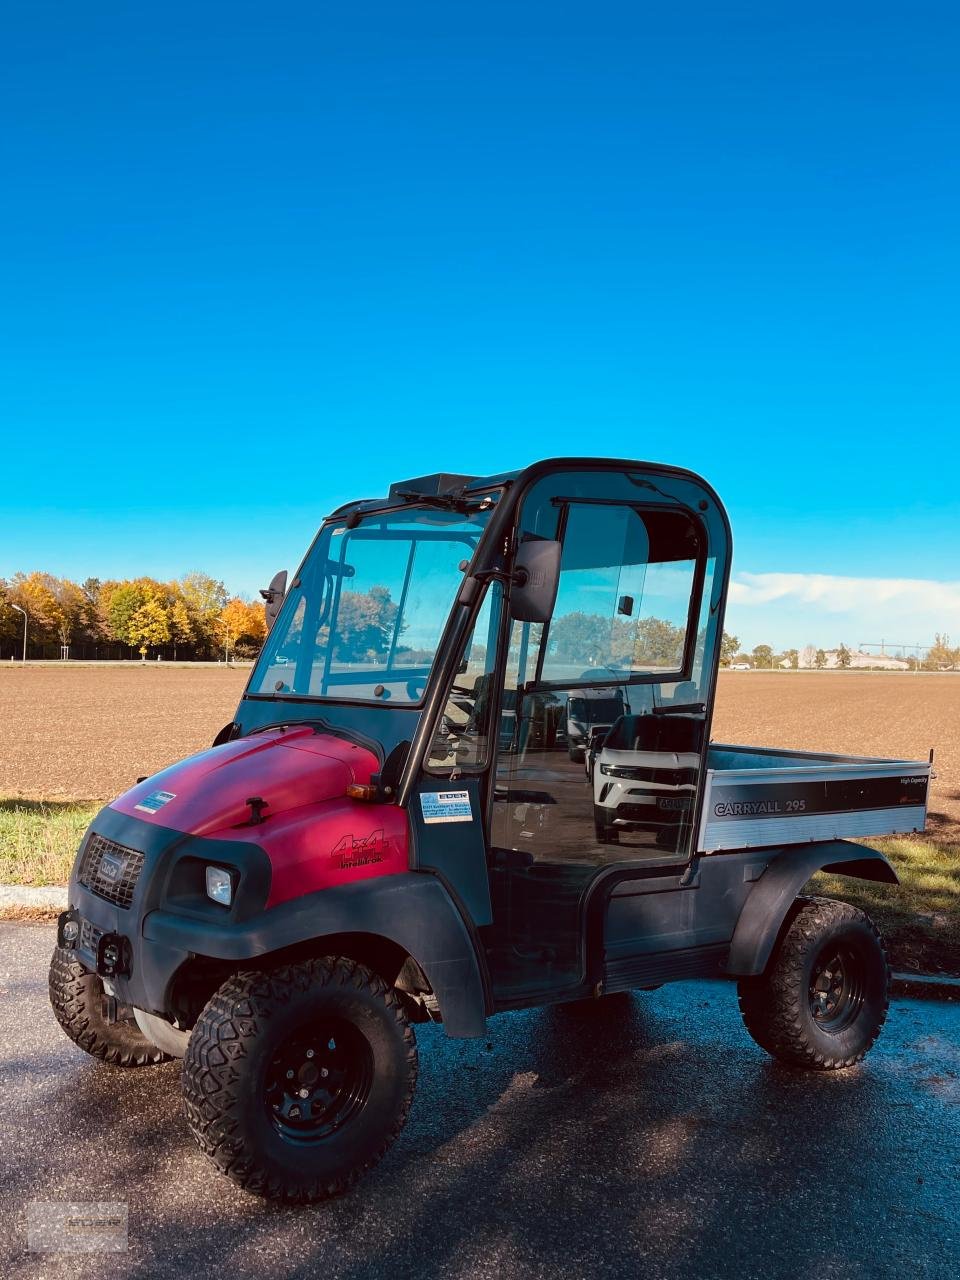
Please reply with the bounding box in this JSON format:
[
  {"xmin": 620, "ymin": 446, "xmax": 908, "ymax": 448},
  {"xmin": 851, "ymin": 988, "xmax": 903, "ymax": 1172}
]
[
  {"xmin": 181, "ymin": 956, "xmax": 418, "ymax": 1203},
  {"xmin": 737, "ymin": 896, "xmax": 890, "ymax": 1070}
]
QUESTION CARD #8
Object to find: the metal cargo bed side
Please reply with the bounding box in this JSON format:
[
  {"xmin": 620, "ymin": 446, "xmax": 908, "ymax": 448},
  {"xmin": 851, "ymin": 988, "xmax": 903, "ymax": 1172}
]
[{"xmin": 697, "ymin": 744, "xmax": 931, "ymax": 852}]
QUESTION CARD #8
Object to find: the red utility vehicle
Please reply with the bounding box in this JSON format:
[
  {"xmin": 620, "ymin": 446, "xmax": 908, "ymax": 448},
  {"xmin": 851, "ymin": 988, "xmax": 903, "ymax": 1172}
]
[{"xmin": 51, "ymin": 458, "xmax": 931, "ymax": 1202}]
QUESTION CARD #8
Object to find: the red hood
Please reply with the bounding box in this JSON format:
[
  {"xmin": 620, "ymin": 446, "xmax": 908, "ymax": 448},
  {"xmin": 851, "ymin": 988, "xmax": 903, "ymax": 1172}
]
[{"xmin": 111, "ymin": 727, "xmax": 379, "ymax": 837}]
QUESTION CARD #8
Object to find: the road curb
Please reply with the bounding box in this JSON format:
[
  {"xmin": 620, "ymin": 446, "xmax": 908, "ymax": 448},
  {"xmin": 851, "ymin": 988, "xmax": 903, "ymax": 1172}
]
[
  {"xmin": 0, "ymin": 885, "xmax": 68, "ymax": 910},
  {"xmin": 892, "ymin": 970, "xmax": 960, "ymax": 992}
]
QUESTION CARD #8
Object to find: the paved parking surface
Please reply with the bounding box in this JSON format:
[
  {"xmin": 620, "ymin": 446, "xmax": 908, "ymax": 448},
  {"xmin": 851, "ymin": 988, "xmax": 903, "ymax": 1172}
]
[{"xmin": 1, "ymin": 922, "xmax": 958, "ymax": 1279}]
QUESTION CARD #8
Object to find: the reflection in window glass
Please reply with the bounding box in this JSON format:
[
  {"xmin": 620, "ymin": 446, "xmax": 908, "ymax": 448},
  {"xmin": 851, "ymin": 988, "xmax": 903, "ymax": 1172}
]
[
  {"xmin": 250, "ymin": 508, "xmax": 493, "ymax": 703},
  {"xmin": 427, "ymin": 584, "xmax": 503, "ymax": 770},
  {"xmin": 539, "ymin": 505, "xmax": 700, "ymax": 684}
]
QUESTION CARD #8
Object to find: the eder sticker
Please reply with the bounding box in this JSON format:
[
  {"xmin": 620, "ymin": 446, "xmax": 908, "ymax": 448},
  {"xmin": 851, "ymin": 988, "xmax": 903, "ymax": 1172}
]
[
  {"xmin": 420, "ymin": 790, "xmax": 472, "ymax": 824},
  {"xmin": 135, "ymin": 790, "xmax": 176, "ymax": 814}
]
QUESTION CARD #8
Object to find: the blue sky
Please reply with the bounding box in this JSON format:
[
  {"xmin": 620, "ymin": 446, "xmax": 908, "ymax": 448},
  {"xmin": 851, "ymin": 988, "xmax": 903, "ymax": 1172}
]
[{"xmin": 1, "ymin": 3, "xmax": 957, "ymax": 650}]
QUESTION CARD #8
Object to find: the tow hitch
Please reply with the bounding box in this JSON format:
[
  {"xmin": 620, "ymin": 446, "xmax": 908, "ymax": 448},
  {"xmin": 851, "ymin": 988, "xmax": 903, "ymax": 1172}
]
[{"xmin": 96, "ymin": 932, "xmax": 132, "ymax": 979}]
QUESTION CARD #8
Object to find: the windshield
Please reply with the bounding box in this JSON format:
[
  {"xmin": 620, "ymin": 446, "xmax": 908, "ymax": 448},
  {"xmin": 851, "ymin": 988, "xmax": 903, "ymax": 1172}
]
[{"xmin": 249, "ymin": 504, "xmax": 495, "ymax": 704}]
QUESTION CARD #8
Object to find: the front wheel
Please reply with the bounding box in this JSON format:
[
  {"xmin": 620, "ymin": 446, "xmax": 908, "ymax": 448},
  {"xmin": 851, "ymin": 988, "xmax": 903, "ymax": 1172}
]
[
  {"xmin": 737, "ymin": 897, "xmax": 889, "ymax": 1070},
  {"xmin": 182, "ymin": 957, "xmax": 418, "ymax": 1202}
]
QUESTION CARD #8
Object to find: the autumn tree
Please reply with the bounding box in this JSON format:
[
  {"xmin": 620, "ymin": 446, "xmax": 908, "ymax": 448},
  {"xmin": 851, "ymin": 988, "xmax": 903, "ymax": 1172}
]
[
  {"xmin": 217, "ymin": 598, "xmax": 267, "ymax": 659},
  {"xmin": 101, "ymin": 580, "xmax": 152, "ymax": 649},
  {"xmin": 169, "ymin": 597, "xmax": 195, "ymax": 659},
  {"xmin": 171, "ymin": 573, "xmax": 226, "ymax": 655},
  {"xmin": 0, "ymin": 581, "xmax": 20, "ymax": 651},
  {"xmin": 99, "ymin": 578, "xmax": 171, "ymax": 651},
  {"xmin": 129, "ymin": 598, "xmax": 171, "ymax": 656},
  {"xmin": 49, "ymin": 578, "xmax": 87, "ymax": 647},
  {"xmin": 331, "ymin": 586, "xmax": 400, "ymax": 661},
  {"xmin": 8, "ymin": 572, "xmax": 89, "ymax": 649}
]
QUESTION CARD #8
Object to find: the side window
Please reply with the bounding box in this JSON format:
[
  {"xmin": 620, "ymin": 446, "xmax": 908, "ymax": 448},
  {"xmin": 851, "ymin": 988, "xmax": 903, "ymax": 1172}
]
[
  {"xmin": 539, "ymin": 504, "xmax": 701, "ymax": 685},
  {"xmin": 426, "ymin": 583, "xmax": 503, "ymax": 772}
]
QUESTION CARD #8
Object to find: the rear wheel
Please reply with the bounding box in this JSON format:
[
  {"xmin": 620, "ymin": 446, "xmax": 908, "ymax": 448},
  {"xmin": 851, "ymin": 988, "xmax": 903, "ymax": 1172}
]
[
  {"xmin": 182, "ymin": 957, "xmax": 417, "ymax": 1202},
  {"xmin": 737, "ymin": 897, "xmax": 889, "ymax": 1070},
  {"xmin": 48, "ymin": 946, "xmax": 169, "ymax": 1067}
]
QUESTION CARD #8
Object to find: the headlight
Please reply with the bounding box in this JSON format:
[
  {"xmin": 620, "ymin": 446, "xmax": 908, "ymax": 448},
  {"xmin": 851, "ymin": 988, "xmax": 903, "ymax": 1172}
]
[{"xmin": 205, "ymin": 865, "xmax": 234, "ymax": 907}]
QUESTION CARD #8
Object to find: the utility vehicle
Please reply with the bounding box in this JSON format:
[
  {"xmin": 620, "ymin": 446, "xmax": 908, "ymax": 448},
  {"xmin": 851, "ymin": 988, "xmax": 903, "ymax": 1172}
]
[{"xmin": 51, "ymin": 458, "xmax": 931, "ymax": 1203}]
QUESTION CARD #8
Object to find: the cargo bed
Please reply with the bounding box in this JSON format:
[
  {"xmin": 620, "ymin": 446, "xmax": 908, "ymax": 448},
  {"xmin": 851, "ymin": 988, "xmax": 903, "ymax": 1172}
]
[{"xmin": 697, "ymin": 744, "xmax": 931, "ymax": 853}]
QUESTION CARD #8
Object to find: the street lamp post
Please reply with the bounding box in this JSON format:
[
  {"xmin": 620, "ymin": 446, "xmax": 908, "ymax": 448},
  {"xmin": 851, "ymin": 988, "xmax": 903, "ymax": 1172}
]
[{"xmin": 10, "ymin": 604, "xmax": 27, "ymax": 661}]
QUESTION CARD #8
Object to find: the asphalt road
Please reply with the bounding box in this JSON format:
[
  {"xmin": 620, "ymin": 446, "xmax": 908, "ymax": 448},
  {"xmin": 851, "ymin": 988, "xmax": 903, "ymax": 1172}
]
[{"xmin": 1, "ymin": 923, "xmax": 958, "ymax": 1280}]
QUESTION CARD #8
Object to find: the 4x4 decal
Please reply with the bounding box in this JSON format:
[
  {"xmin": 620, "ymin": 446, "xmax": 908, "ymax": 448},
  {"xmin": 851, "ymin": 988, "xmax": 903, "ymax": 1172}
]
[{"xmin": 331, "ymin": 829, "xmax": 386, "ymax": 869}]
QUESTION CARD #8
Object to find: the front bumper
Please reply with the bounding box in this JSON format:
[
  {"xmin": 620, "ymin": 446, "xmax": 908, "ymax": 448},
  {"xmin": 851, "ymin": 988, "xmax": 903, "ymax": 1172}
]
[
  {"xmin": 59, "ymin": 891, "xmax": 194, "ymax": 1017},
  {"xmin": 61, "ymin": 805, "xmax": 270, "ymax": 1018}
]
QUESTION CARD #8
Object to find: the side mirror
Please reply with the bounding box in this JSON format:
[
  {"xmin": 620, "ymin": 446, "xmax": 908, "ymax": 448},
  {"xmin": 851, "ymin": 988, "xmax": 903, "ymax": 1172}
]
[
  {"xmin": 259, "ymin": 570, "xmax": 287, "ymax": 631},
  {"xmin": 509, "ymin": 539, "xmax": 561, "ymax": 623}
]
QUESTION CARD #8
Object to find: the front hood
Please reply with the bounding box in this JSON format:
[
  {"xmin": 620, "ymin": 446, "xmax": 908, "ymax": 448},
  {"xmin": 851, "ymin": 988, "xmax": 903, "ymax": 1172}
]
[{"xmin": 110, "ymin": 727, "xmax": 379, "ymax": 837}]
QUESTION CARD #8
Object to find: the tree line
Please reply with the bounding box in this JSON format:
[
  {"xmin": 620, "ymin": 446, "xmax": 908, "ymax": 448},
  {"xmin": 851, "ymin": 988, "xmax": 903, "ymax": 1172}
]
[
  {"xmin": 0, "ymin": 572, "xmax": 266, "ymax": 661},
  {"xmin": 720, "ymin": 633, "xmax": 960, "ymax": 671}
]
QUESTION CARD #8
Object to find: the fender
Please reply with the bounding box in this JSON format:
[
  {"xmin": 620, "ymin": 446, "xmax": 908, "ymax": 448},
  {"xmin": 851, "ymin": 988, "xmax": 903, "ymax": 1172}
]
[
  {"xmin": 142, "ymin": 872, "xmax": 488, "ymax": 1038},
  {"xmin": 725, "ymin": 840, "xmax": 898, "ymax": 977}
]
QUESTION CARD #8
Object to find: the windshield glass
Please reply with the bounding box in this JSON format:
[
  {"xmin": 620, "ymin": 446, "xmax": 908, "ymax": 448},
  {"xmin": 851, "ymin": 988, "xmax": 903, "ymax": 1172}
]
[{"xmin": 249, "ymin": 504, "xmax": 495, "ymax": 704}]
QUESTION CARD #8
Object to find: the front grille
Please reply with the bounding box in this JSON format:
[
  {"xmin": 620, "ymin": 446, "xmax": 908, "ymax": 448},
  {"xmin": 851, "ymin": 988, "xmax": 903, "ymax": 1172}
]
[
  {"xmin": 79, "ymin": 918, "xmax": 103, "ymax": 955},
  {"xmin": 78, "ymin": 834, "xmax": 145, "ymax": 909}
]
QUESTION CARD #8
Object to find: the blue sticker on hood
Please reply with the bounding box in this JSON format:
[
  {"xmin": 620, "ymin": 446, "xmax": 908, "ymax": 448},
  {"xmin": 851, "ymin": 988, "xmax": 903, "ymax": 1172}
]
[{"xmin": 135, "ymin": 790, "xmax": 176, "ymax": 814}]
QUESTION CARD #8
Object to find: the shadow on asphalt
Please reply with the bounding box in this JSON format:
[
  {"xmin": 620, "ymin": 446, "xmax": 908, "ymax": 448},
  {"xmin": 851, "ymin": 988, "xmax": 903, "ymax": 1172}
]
[{"xmin": 3, "ymin": 933, "xmax": 958, "ymax": 1278}]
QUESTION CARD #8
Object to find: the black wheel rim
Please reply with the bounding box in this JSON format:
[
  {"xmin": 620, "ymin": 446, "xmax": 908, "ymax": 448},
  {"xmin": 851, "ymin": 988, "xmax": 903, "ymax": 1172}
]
[
  {"xmin": 808, "ymin": 944, "xmax": 865, "ymax": 1034},
  {"xmin": 264, "ymin": 1018, "xmax": 374, "ymax": 1144}
]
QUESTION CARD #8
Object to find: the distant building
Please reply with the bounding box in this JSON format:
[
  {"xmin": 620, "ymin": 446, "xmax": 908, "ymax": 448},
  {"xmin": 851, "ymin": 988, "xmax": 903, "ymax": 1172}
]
[{"xmin": 798, "ymin": 648, "xmax": 909, "ymax": 670}]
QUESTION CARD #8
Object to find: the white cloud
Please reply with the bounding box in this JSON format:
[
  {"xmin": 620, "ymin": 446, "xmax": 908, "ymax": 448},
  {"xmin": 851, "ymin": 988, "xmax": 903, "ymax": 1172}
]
[{"xmin": 725, "ymin": 572, "xmax": 960, "ymax": 650}]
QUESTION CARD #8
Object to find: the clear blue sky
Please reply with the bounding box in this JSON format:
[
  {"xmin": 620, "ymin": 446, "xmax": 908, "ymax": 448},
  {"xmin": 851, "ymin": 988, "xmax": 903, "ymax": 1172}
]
[{"xmin": 1, "ymin": 3, "xmax": 958, "ymax": 650}]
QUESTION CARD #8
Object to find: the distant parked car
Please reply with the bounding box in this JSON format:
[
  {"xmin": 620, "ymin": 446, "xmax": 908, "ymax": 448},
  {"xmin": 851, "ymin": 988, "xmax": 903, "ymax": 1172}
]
[{"xmin": 730, "ymin": 663, "xmax": 751, "ymax": 670}]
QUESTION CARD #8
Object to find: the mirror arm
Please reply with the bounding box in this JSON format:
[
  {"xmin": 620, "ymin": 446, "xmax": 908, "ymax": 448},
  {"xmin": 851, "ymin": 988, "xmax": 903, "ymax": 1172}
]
[{"xmin": 456, "ymin": 565, "xmax": 514, "ymax": 607}]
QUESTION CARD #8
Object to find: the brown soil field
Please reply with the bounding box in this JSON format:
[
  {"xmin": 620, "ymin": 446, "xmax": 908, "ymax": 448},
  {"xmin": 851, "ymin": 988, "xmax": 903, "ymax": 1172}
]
[
  {"xmin": 1, "ymin": 665, "xmax": 248, "ymax": 801},
  {"xmin": 1, "ymin": 666, "xmax": 958, "ymax": 837},
  {"xmin": 713, "ymin": 672, "xmax": 960, "ymax": 840}
]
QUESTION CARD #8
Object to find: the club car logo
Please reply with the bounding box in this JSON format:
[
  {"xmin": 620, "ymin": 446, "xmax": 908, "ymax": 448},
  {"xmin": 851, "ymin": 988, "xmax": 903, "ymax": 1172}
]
[
  {"xmin": 98, "ymin": 853, "xmax": 126, "ymax": 883},
  {"xmin": 331, "ymin": 829, "xmax": 386, "ymax": 870}
]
